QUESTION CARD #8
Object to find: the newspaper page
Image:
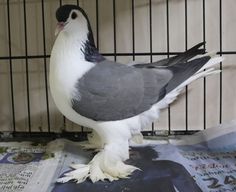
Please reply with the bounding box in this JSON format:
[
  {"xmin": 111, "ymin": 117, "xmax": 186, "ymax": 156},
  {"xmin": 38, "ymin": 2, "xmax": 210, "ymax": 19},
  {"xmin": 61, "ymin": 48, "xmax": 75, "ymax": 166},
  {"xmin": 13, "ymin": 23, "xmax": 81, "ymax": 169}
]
[
  {"xmin": 0, "ymin": 120, "xmax": 236, "ymax": 192},
  {"xmin": 163, "ymin": 120, "xmax": 236, "ymax": 192},
  {"xmin": 52, "ymin": 120, "xmax": 236, "ymax": 192},
  {"xmin": 0, "ymin": 140, "xmax": 65, "ymax": 192}
]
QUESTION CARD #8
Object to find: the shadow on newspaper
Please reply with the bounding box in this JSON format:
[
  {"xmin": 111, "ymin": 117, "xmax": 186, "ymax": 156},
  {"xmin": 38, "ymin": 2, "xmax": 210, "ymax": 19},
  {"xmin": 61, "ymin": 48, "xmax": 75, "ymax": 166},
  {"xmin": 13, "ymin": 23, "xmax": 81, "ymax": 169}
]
[{"xmin": 52, "ymin": 146, "xmax": 202, "ymax": 192}]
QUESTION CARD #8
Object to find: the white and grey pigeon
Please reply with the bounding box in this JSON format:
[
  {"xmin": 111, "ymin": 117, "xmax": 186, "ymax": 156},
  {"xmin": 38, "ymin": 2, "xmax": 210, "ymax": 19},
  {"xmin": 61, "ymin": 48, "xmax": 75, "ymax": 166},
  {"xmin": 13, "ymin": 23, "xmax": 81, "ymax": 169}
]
[{"xmin": 50, "ymin": 4, "xmax": 223, "ymax": 183}]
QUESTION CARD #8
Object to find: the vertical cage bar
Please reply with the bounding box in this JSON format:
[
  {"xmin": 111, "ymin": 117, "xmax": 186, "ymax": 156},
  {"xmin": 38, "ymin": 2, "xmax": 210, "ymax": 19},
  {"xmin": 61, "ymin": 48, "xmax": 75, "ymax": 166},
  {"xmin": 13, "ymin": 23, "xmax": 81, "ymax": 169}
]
[
  {"xmin": 41, "ymin": 0, "xmax": 51, "ymax": 132},
  {"xmin": 149, "ymin": 0, "xmax": 153, "ymax": 63},
  {"xmin": 131, "ymin": 0, "xmax": 135, "ymax": 61},
  {"xmin": 77, "ymin": 0, "xmax": 85, "ymax": 133},
  {"xmin": 149, "ymin": 0, "xmax": 154, "ymax": 135},
  {"xmin": 23, "ymin": 0, "xmax": 31, "ymax": 132},
  {"xmin": 184, "ymin": 0, "xmax": 188, "ymax": 131},
  {"xmin": 96, "ymin": 0, "xmax": 99, "ymax": 50},
  {"xmin": 113, "ymin": 0, "xmax": 117, "ymax": 61},
  {"xmin": 166, "ymin": 0, "xmax": 171, "ymax": 134},
  {"xmin": 76, "ymin": 0, "xmax": 79, "ymax": 111},
  {"xmin": 219, "ymin": 0, "xmax": 223, "ymax": 124},
  {"xmin": 58, "ymin": 0, "xmax": 66, "ymax": 130},
  {"xmin": 7, "ymin": 0, "xmax": 16, "ymax": 132},
  {"xmin": 203, "ymin": 0, "xmax": 206, "ymax": 129}
]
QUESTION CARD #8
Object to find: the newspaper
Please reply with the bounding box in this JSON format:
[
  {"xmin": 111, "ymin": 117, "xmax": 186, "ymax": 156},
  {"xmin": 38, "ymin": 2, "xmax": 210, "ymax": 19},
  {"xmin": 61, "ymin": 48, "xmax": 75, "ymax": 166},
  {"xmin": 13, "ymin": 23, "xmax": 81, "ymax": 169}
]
[
  {"xmin": 0, "ymin": 140, "xmax": 65, "ymax": 192},
  {"xmin": 164, "ymin": 120, "xmax": 236, "ymax": 192},
  {"xmin": 53, "ymin": 120, "xmax": 236, "ymax": 192},
  {"xmin": 0, "ymin": 120, "xmax": 236, "ymax": 192}
]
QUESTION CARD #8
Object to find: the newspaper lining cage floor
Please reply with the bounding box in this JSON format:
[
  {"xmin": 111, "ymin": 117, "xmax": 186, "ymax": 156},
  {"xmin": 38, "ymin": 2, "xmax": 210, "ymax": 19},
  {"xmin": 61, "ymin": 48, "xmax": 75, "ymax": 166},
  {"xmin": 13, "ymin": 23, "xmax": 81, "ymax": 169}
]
[
  {"xmin": 0, "ymin": 121, "xmax": 236, "ymax": 192},
  {"xmin": 0, "ymin": 0, "xmax": 236, "ymax": 192}
]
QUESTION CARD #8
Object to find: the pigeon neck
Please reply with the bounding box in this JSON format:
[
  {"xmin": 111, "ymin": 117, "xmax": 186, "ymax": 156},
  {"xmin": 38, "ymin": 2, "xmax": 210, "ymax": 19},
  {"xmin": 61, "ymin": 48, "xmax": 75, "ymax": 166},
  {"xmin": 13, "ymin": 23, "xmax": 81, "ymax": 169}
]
[{"xmin": 81, "ymin": 26, "xmax": 104, "ymax": 63}]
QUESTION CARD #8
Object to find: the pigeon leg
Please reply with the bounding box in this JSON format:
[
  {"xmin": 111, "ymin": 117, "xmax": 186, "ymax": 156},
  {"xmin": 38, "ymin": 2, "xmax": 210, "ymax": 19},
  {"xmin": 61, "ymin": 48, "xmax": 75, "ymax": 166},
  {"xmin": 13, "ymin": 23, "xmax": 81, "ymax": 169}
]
[
  {"xmin": 89, "ymin": 141, "xmax": 139, "ymax": 183},
  {"xmin": 57, "ymin": 140, "xmax": 139, "ymax": 183},
  {"xmin": 57, "ymin": 123, "xmax": 139, "ymax": 183}
]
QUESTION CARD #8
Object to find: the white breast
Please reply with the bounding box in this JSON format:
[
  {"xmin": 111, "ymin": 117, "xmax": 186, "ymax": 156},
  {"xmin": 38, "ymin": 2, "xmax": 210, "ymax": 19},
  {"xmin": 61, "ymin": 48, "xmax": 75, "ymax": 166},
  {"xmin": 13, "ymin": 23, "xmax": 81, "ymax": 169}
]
[{"xmin": 49, "ymin": 33, "xmax": 95, "ymax": 127}]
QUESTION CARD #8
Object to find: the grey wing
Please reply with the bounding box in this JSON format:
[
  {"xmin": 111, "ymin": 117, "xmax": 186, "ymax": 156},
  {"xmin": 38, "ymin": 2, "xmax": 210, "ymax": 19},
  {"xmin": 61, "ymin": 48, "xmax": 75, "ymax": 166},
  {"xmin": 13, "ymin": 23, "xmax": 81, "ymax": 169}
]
[
  {"xmin": 134, "ymin": 42, "xmax": 205, "ymax": 68},
  {"xmin": 71, "ymin": 60, "xmax": 173, "ymax": 121}
]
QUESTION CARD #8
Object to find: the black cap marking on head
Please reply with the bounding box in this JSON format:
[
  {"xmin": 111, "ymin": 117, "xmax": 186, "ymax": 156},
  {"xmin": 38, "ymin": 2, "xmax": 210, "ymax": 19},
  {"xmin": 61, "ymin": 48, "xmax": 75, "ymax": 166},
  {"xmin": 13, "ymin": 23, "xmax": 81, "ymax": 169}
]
[{"xmin": 56, "ymin": 4, "xmax": 87, "ymax": 22}]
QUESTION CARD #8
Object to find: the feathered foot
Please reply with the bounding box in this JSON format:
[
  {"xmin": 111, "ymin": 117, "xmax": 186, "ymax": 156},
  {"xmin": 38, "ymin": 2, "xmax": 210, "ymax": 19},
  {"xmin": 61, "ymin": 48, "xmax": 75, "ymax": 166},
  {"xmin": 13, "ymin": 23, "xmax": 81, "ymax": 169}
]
[{"xmin": 57, "ymin": 142, "xmax": 139, "ymax": 183}]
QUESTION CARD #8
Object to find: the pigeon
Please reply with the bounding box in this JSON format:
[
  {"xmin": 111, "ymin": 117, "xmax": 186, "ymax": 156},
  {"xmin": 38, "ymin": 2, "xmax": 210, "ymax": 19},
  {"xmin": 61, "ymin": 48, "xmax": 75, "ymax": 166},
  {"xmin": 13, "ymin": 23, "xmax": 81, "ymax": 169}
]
[{"xmin": 50, "ymin": 4, "xmax": 223, "ymax": 183}]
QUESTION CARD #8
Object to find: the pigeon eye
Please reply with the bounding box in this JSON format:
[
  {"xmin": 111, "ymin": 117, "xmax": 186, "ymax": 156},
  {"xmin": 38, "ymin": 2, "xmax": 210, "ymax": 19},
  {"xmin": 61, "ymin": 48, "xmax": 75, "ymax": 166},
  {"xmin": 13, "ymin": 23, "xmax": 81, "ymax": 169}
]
[{"xmin": 71, "ymin": 12, "xmax": 77, "ymax": 19}]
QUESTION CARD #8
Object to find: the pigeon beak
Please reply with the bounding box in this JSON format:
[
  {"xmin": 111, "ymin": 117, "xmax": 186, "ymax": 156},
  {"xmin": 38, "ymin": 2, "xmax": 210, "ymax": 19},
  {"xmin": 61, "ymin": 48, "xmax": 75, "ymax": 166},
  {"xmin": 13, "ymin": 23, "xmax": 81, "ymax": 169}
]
[{"xmin": 55, "ymin": 22, "xmax": 66, "ymax": 36}]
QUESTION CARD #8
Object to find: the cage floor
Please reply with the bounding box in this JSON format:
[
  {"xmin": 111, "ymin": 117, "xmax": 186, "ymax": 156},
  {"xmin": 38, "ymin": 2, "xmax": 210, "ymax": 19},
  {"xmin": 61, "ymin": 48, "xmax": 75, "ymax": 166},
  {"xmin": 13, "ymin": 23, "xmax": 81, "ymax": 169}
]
[{"xmin": 0, "ymin": 120, "xmax": 235, "ymax": 192}]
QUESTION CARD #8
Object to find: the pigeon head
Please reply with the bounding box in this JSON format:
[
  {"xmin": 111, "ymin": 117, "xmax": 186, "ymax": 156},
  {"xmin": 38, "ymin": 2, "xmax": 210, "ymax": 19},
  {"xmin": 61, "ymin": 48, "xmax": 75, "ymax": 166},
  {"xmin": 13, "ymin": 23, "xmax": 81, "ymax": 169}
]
[
  {"xmin": 55, "ymin": 5, "xmax": 90, "ymax": 37},
  {"xmin": 55, "ymin": 5, "xmax": 104, "ymax": 62}
]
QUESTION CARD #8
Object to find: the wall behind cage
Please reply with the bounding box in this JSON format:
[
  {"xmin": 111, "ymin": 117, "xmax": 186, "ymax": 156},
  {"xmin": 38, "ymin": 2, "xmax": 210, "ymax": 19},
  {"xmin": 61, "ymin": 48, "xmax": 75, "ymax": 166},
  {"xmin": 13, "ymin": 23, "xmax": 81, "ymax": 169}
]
[{"xmin": 0, "ymin": 0, "xmax": 235, "ymax": 133}]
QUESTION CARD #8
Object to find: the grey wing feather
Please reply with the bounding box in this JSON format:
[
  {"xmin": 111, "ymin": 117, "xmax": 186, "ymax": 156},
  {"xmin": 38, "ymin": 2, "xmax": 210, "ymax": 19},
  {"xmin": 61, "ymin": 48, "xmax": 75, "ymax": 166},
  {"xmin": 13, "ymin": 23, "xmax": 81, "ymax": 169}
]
[
  {"xmin": 166, "ymin": 56, "xmax": 210, "ymax": 93},
  {"xmin": 134, "ymin": 42, "xmax": 206, "ymax": 68},
  {"xmin": 71, "ymin": 60, "xmax": 173, "ymax": 121}
]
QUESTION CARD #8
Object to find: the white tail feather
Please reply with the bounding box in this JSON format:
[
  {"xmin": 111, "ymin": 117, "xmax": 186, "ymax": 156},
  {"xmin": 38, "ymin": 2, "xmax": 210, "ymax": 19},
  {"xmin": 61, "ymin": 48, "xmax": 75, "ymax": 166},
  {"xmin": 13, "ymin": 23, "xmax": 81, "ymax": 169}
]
[
  {"xmin": 199, "ymin": 56, "xmax": 224, "ymax": 72},
  {"xmin": 192, "ymin": 51, "xmax": 217, "ymax": 60},
  {"xmin": 157, "ymin": 55, "xmax": 223, "ymax": 110}
]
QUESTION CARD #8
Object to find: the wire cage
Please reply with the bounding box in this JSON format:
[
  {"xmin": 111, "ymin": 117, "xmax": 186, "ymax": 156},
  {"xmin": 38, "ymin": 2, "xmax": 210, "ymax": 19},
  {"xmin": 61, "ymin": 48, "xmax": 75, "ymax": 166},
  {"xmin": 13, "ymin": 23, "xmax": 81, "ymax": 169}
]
[{"xmin": 0, "ymin": 0, "xmax": 235, "ymax": 140}]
